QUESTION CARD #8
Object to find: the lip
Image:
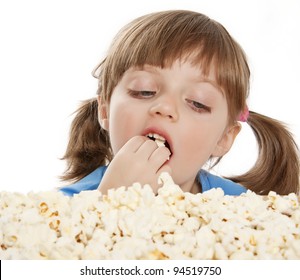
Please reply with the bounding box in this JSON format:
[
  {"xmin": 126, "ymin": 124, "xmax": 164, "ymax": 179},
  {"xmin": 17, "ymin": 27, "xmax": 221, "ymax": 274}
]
[{"xmin": 142, "ymin": 126, "xmax": 173, "ymax": 155}]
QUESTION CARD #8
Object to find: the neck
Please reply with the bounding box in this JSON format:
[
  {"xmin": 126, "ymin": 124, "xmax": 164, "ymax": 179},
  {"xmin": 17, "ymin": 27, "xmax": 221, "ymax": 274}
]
[
  {"xmin": 190, "ymin": 180, "xmax": 202, "ymax": 194},
  {"xmin": 180, "ymin": 178, "xmax": 202, "ymax": 194}
]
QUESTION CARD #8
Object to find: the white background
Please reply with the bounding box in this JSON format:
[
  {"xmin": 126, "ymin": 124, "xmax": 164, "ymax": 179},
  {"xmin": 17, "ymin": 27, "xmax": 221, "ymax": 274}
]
[
  {"xmin": 1, "ymin": 260, "xmax": 298, "ymax": 279},
  {"xmin": 0, "ymin": 0, "xmax": 299, "ymax": 193}
]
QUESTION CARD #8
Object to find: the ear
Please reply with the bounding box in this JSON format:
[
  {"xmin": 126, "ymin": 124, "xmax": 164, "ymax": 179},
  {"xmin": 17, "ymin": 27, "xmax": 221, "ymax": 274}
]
[
  {"xmin": 212, "ymin": 122, "xmax": 241, "ymax": 157},
  {"xmin": 97, "ymin": 95, "xmax": 109, "ymax": 131}
]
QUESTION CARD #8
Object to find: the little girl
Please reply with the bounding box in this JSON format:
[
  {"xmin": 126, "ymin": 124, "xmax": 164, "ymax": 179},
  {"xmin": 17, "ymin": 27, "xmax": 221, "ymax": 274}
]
[{"xmin": 60, "ymin": 10, "xmax": 299, "ymax": 196}]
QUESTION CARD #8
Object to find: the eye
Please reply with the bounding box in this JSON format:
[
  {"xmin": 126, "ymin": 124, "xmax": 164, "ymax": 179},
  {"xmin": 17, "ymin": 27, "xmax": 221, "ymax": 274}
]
[
  {"xmin": 186, "ymin": 99, "xmax": 211, "ymax": 113},
  {"xmin": 128, "ymin": 90, "xmax": 156, "ymax": 99}
]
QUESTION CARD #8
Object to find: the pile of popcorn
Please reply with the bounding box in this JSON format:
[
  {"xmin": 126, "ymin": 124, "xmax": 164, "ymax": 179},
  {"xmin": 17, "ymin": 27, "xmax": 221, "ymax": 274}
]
[{"xmin": 1, "ymin": 173, "xmax": 299, "ymax": 259}]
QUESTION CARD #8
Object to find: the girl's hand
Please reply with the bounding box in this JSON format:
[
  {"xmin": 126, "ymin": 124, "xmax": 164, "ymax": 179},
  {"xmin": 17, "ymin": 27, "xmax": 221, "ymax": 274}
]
[{"xmin": 98, "ymin": 136, "xmax": 172, "ymax": 194}]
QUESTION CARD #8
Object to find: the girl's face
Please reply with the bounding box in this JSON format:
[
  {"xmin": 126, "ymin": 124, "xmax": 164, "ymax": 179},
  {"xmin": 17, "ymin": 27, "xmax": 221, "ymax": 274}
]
[{"xmin": 100, "ymin": 59, "xmax": 240, "ymax": 192}]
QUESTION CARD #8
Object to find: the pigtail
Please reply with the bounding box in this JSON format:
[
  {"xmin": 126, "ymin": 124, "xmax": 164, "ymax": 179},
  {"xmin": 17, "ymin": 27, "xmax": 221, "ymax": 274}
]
[
  {"xmin": 228, "ymin": 111, "xmax": 299, "ymax": 195},
  {"xmin": 60, "ymin": 98, "xmax": 112, "ymax": 183}
]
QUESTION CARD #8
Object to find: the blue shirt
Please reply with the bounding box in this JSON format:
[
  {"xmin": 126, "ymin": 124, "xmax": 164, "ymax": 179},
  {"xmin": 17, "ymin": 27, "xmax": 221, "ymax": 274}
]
[{"xmin": 60, "ymin": 166, "xmax": 246, "ymax": 196}]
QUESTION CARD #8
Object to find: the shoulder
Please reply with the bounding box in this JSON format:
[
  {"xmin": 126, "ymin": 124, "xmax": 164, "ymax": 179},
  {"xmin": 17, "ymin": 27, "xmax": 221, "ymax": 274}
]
[
  {"xmin": 60, "ymin": 166, "xmax": 107, "ymax": 196},
  {"xmin": 198, "ymin": 169, "xmax": 247, "ymax": 195}
]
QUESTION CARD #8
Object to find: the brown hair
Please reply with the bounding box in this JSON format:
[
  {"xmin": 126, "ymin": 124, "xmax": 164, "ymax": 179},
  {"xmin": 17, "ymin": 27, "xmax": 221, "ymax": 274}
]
[{"xmin": 61, "ymin": 10, "xmax": 299, "ymax": 195}]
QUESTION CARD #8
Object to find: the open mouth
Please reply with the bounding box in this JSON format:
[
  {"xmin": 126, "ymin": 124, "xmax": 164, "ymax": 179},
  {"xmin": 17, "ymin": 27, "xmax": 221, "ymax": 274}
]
[{"xmin": 146, "ymin": 133, "xmax": 172, "ymax": 153}]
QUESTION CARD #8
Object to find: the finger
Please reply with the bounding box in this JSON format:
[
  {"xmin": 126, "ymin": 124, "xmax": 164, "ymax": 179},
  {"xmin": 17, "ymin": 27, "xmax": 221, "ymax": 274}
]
[
  {"xmin": 148, "ymin": 146, "xmax": 171, "ymax": 167},
  {"xmin": 136, "ymin": 139, "xmax": 160, "ymax": 159},
  {"xmin": 119, "ymin": 136, "xmax": 147, "ymax": 153}
]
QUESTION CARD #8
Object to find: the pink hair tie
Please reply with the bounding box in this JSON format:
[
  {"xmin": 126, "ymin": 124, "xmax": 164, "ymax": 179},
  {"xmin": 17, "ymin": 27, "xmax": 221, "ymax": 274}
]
[{"xmin": 238, "ymin": 105, "xmax": 249, "ymax": 122}]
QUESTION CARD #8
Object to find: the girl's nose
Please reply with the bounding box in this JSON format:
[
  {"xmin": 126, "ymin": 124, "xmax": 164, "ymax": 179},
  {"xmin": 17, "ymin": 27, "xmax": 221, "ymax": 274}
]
[{"xmin": 149, "ymin": 96, "xmax": 179, "ymax": 122}]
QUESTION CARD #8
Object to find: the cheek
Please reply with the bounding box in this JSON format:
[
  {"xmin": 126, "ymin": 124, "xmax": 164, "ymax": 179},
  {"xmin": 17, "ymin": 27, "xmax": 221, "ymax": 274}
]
[
  {"xmin": 108, "ymin": 100, "xmax": 140, "ymax": 154},
  {"xmin": 181, "ymin": 121, "xmax": 224, "ymax": 161},
  {"xmin": 184, "ymin": 131, "xmax": 214, "ymax": 160}
]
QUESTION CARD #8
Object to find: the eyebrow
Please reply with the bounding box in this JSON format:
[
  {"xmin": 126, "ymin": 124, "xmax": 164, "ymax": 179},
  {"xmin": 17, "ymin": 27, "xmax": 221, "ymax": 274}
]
[
  {"xmin": 193, "ymin": 77, "xmax": 224, "ymax": 96},
  {"xmin": 131, "ymin": 65, "xmax": 160, "ymax": 75}
]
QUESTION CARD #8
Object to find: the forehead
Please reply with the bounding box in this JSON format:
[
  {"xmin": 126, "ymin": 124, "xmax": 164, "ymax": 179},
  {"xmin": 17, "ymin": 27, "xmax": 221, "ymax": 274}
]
[{"xmin": 128, "ymin": 60, "xmax": 217, "ymax": 84}]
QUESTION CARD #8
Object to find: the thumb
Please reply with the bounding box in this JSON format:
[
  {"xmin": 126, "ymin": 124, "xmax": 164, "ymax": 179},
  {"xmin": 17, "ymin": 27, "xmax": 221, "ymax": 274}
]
[
  {"xmin": 157, "ymin": 165, "xmax": 173, "ymax": 186},
  {"xmin": 158, "ymin": 164, "xmax": 172, "ymax": 176},
  {"xmin": 160, "ymin": 161, "xmax": 172, "ymax": 172},
  {"xmin": 151, "ymin": 166, "xmax": 173, "ymax": 194}
]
